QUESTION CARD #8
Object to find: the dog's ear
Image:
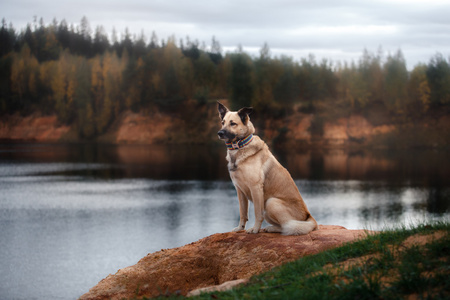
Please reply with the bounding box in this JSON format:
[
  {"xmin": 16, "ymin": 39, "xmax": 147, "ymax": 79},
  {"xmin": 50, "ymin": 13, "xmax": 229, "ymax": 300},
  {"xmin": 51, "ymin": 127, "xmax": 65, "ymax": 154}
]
[
  {"xmin": 237, "ymin": 107, "xmax": 253, "ymax": 124},
  {"xmin": 217, "ymin": 102, "xmax": 229, "ymax": 120}
]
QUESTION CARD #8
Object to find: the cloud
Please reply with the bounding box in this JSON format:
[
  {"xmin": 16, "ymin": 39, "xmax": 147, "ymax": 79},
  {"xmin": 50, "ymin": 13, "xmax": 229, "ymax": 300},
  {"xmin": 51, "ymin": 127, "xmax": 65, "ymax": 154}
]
[{"xmin": 1, "ymin": 0, "xmax": 449, "ymax": 68}]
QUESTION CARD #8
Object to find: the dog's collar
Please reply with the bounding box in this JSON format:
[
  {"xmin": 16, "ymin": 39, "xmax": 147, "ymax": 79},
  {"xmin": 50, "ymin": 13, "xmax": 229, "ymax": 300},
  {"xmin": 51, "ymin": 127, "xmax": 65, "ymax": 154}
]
[{"xmin": 226, "ymin": 134, "xmax": 254, "ymax": 150}]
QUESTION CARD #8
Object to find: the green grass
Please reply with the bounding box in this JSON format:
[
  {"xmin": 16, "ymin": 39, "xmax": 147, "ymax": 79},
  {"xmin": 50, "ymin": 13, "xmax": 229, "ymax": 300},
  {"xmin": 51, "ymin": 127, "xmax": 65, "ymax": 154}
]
[{"xmin": 152, "ymin": 222, "xmax": 449, "ymax": 300}]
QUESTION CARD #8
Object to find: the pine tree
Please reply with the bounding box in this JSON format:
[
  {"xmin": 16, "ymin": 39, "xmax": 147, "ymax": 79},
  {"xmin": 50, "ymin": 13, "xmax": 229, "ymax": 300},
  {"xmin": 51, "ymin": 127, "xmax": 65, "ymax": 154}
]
[
  {"xmin": 229, "ymin": 53, "xmax": 254, "ymax": 109},
  {"xmin": 383, "ymin": 50, "xmax": 408, "ymax": 113},
  {"xmin": 426, "ymin": 54, "xmax": 450, "ymax": 106}
]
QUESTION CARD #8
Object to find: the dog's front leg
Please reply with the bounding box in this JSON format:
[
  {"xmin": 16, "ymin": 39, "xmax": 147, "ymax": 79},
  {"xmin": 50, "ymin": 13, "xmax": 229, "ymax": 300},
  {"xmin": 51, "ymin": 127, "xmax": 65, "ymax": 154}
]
[
  {"xmin": 232, "ymin": 189, "xmax": 248, "ymax": 232},
  {"xmin": 246, "ymin": 186, "xmax": 264, "ymax": 234}
]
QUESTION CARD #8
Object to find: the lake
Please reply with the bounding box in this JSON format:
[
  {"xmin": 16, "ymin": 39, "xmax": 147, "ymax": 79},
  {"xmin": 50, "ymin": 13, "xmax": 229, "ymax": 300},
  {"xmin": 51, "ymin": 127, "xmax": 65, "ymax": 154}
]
[{"xmin": 0, "ymin": 142, "xmax": 449, "ymax": 300}]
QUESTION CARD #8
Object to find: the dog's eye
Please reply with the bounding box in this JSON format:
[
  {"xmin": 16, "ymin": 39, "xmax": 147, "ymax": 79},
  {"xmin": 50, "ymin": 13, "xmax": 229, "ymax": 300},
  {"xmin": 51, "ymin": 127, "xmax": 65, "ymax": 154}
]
[
  {"xmin": 230, "ymin": 122, "xmax": 237, "ymax": 126},
  {"xmin": 221, "ymin": 121, "xmax": 225, "ymax": 125}
]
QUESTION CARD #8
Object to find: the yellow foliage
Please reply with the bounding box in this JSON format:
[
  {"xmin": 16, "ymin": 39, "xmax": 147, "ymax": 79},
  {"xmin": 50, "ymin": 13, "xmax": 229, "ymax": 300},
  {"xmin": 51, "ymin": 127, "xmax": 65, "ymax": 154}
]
[
  {"xmin": 10, "ymin": 45, "xmax": 40, "ymax": 101},
  {"xmin": 419, "ymin": 78, "xmax": 431, "ymax": 113},
  {"xmin": 409, "ymin": 64, "xmax": 431, "ymax": 113}
]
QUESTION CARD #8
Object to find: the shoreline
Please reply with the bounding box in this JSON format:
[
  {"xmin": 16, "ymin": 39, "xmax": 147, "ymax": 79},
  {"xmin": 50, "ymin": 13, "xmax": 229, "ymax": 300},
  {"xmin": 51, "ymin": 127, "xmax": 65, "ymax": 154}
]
[{"xmin": 1, "ymin": 110, "xmax": 449, "ymax": 150}]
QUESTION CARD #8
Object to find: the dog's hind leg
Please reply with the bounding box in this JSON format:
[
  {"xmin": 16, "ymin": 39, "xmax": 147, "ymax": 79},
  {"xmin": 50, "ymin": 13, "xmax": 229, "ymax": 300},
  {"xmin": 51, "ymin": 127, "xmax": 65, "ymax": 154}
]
[
  {"xmin": 263, "ymin": 199, "xmax": 283, "ymax": 233},
  {"xmin": 265, "ymin": 198, "xmax": 316, "ymax": 235},
  {"xmin": 262, "ymin": 225, "xmax": 282, "ymax": 233}
]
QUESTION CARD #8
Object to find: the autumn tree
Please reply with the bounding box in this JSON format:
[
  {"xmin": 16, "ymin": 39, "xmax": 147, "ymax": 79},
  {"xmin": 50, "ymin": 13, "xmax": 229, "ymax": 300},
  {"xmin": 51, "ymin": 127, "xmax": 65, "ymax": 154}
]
[
  {"xmin": 10, "ymin": 44, "xmax": 40, "ymax": 110},
  {"xmin": 340, "ymin": 62, "xmax": 371, "ymax": 109},
  {"xmin": 122, "ymin": 55, "xmax": 143, "ymax": 111},
  {"xmin": 73, "ymin": 57, "xmax": 95, "ymax": 138},
  {"xmin": 3, "ymin": 18, "xmax": 450, "ymax": 142},
  {"xmin": 408, "ymin": 64, "xmax": 431, "ymax": 113},
  {"xmin": 336, "ymin": 50, "xmax": 383, "ymax": 110},
  {"xmin": 40, "ymin": 50, "xmax": 76, "ymax": 122}
]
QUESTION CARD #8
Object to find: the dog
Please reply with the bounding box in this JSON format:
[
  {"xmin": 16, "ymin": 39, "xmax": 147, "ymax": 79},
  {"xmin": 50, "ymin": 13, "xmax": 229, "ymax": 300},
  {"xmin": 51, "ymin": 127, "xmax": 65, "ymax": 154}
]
[{"xmin": 217, "ymin": 102, "xmax": 318, "ymax": 235}]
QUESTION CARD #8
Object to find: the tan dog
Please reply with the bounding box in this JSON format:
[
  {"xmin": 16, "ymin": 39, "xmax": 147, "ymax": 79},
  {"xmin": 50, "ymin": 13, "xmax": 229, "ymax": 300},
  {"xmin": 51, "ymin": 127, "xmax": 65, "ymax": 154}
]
[{"xmin": 217, "ymin": 102, "xmax": 318, "ymax": 235}]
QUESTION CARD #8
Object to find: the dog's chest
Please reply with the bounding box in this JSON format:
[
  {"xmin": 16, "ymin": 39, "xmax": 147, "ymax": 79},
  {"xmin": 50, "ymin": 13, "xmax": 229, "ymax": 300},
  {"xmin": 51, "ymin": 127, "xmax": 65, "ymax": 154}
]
[
  {"xmin": 226, "ymin": 149, "xmax": 251, "ymax": 172},
  {"xmin": 229, "ymin": 171, "xmax": 254, "ymax": 202},
  {"xmin": 226, "ymin": 150, "xmax": 264, "ymax": 197},
  {"xmin": 226, "ymin": 151, "xmax": 241, "ymax": 172}
]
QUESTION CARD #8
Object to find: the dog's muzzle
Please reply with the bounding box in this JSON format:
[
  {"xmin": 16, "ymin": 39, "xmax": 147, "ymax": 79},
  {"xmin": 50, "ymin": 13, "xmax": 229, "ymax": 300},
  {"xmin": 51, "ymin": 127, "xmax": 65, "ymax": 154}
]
[
  {"xmin": 217, "ymin": 130, "xmax": 226, "ymax": 139},
  {"xmin": 218, "ymin": 130, "xmax": 235, "ymax": 141}
]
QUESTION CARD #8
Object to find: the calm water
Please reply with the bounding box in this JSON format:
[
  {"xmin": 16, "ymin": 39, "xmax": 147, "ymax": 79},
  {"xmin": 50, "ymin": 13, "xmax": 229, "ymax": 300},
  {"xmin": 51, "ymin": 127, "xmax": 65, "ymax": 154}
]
[{"xmin": 0, "ymin": 143, "xmax": 449, "ymax": 300}]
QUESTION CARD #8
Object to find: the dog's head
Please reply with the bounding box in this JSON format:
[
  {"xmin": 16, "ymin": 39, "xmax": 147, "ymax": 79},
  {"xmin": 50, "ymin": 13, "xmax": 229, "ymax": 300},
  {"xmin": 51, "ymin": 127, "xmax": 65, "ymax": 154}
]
[{"xmin": 217, "ymin": 102, "xmax": 255, "ymax": 143}]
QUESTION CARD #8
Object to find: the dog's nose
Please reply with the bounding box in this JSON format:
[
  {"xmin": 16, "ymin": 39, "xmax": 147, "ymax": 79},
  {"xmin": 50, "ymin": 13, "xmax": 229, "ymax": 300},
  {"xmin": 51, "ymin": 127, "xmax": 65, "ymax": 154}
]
[{"xmin": 218, "ymin": 130, "xmax": 225, "ymax": 138}]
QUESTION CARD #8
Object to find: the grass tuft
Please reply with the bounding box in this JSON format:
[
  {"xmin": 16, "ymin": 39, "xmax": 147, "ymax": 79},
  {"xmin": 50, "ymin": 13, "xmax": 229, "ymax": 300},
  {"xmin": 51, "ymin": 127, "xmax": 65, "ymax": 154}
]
[{"xmin": 152, "ymin": 221, "xmax": 449, "ymax": 300}]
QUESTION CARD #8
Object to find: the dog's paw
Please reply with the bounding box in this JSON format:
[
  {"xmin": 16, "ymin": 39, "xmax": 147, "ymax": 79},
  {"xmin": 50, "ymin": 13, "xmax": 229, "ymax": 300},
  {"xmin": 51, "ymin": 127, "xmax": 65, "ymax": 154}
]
[
  {"xmin": 245, "ymin": 227, "xmax": 260, "ymax": 234},
  {"xmin": 232, "ymin": 225, "xmax": 245, "ymax": 232},
  {"xmin": 262, "ymin": 225, "xmax": 282, "ymax": 233}
]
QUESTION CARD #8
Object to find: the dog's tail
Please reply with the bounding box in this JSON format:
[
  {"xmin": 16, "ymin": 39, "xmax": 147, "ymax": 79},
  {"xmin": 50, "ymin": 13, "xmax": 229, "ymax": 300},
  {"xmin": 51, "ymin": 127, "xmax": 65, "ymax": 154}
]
[{"xmin": 281, "ymin": 215, "xmax": 318, "ymax": 236}]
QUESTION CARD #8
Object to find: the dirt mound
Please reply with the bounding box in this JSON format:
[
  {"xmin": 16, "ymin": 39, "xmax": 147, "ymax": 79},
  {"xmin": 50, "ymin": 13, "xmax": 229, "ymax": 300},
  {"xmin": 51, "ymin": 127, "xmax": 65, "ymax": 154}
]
[{"xmin": 79, "ymin": 225, "xmax": 370, "ymax": 299}]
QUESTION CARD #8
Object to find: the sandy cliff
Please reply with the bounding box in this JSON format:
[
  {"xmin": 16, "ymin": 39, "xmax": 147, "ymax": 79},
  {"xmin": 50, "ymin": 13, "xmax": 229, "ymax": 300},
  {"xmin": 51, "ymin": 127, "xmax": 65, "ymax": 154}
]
[
  {"xmin": 79, "ymin": 225, "xmax": 370, "ymax": 299},
  {"xmin": 0, "ymin": 113, "xmax": 70, "ymax": 142},
  {"xmin": 1, "ymin": 110, "xmax": 448, "ymax": 148}
]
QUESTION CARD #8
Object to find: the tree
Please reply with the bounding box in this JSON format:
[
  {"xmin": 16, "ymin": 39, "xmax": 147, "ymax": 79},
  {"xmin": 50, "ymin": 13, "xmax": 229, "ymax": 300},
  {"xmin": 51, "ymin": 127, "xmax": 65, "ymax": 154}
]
[
  {"xmin": 41, "ymin": 31, "xmax": 61, "ymax": 61},
  {"xmin": 10, "ymin": 44, "xmax": 40, "ymax": 109},
  {"xmin": 57, "ymin": 19, "xmax": 70, "ymax": 50},
  {"xmin": 159, "ymin": 39, "xmax": 186, "ymax": 107},
  {"xmin": 119, "ymin": 28, "xmax": 133, "ymax": 57},
  {"xmin": 253, "ymin": 43, "xmax": 277, "ymax": 110},
  {"xmin": 4, "ymin": 18, "xmax": 450, "ymax": 142},
  {"xmin": 193, "ymin": 51, "xmax": 216, "ymax": 103},
  {"xmin": 208, "ymin": 36, "xmax": 222, "ymax": 64},
  {"xmin": 358, "ymin": 49, "xmax": 383, "ymax": 105},
  {"xmin": 298, "ymin": 55, "xmax": 324, "ymax": 102},
  {"xmin": 336, "ymin": 49, "xmax": 383, "ymax": 110},
  {"xmin": 0, "ymin": 53, "xmax": 13, "ymax": 113},
  {"xmin": 426, "ymin": 54, "xmax": 450, "ymax": 106},
  {"xmin": 40, "ymin": 50, "xmax": 76, "ymax": 122},
  {"xmin": 103, "ymin": 51, "xmax": 125, "ymax": 119},
  {"xmin": 79, "ymin": 16, "xmax": 91, "ymax": 41},
  {"xmin": 0, "ymin": 19, "xmax": 15, "ymax": 56},
  {"xmin": 229, "ymin": 53, "xmax": 254, "ymax": 109},
  {"xmin": 133, "ymin": 30, "xmax": 147, "ymax": 57},
  {"xmin": 91, "ymin": 52, "xmax": 117, "ymax": 133},
  {"xmin": 93, "ymin": 25, "xmax": 109, "ymax": 55},
  {"xmin": 383, "ymin": 50, "xmax": 408, "ymax": 113},
  {"xmin": 182, "ymin": 37, "xmax": 200, "ymax": 60},
  {"xmin": 149, "ymin": 31, "xmax": 158, "ymax": 49},
  {"xmin": 338, "ymin": 62, "xmax": 371, "ymax": 109},
  {"xmin": 273, "ymin": 56, "xmax": 298, "ymax": 108},
  {"xmin": 72, "ymin": 56, "xmax": 94, "ymax": 138},
  {"xmin": 409, "ymin": 64, "xmax": 431, "ymax": 113},
  {"xmin": 122, "ymin": 56, "xmax": 143, "ymax": 111}
]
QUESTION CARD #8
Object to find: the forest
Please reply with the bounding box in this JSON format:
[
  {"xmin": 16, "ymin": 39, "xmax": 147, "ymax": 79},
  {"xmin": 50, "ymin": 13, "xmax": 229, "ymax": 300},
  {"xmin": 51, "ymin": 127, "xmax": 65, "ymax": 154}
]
[{"xmin": 1, "ymin": 17, "xmax": 449, "ymax": 140}]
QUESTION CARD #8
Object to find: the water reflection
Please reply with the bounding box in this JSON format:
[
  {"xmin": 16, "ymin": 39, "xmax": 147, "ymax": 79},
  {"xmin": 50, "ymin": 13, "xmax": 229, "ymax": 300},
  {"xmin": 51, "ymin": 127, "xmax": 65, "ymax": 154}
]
[{"xmin": 0, "ymin": 143, "xmax": 449, "ymax": 300}]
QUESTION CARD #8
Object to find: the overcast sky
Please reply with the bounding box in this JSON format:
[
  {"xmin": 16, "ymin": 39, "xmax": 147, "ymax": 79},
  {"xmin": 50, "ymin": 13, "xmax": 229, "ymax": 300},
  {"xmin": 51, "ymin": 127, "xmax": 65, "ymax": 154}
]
[{"xmin": 2, "ymin": 0, "xmax": 449, "ymax": 69}]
